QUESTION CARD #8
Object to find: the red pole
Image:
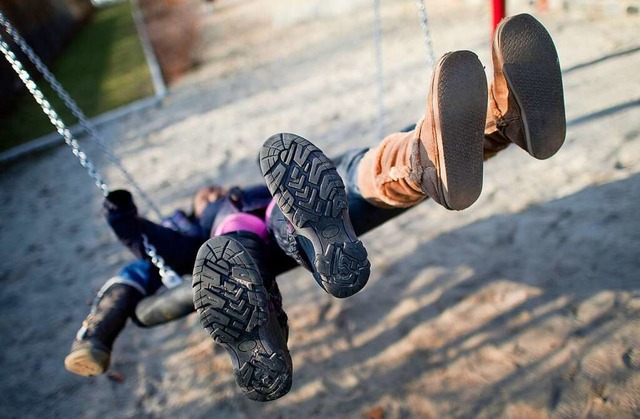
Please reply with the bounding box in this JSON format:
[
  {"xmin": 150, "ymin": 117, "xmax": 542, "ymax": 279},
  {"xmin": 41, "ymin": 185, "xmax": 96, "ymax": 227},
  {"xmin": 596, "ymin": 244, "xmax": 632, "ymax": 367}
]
[
  {"xmin": 538, "ymin": 0, "xmax": 549, "ymax": 12},
  {"xmin": 492, "ymin": 0, "xmax": 506, "ymax": 34}
]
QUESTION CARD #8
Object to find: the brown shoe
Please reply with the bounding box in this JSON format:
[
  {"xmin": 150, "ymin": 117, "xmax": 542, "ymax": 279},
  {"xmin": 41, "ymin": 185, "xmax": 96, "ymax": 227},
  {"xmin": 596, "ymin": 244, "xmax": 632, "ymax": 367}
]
[
  {"xmin": 358, "ymin": 50, "xmax": 487, "ymax": 210},
  {"xmin": 485, "ymin": 13, "xmax": 566, "ymax": 160},
  {"xmin": 64, "ymin": 339, "xmax": 111, "ymax": 376}
]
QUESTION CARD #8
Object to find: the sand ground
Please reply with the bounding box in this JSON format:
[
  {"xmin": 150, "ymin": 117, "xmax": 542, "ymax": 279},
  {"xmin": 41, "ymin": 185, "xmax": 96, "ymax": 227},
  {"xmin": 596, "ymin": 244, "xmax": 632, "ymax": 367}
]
[{"xmin": 1, "ymin": 0, "xmax": 639, "ymax": 417}]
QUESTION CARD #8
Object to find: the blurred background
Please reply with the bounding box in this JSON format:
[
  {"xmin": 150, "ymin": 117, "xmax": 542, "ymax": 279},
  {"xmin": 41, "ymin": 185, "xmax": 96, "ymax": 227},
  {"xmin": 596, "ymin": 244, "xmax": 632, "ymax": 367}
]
[{"xmin": 0, "ymin": 0, "xmax": 639, "ymax": 417}]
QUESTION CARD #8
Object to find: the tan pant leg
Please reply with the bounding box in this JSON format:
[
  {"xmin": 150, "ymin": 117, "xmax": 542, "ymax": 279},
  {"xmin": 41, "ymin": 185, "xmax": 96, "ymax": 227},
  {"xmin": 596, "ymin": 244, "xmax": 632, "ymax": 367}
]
[{"xmin": 356, "ymin": 130, "xmax": 426, "ymax": 208}]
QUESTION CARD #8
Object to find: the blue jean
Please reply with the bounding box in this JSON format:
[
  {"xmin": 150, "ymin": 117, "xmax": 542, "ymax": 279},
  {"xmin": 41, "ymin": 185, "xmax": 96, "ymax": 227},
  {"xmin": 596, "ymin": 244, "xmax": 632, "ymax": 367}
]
[{"xmin": 118, "ymin": 260, "xmax": 162, "ymax": 295}]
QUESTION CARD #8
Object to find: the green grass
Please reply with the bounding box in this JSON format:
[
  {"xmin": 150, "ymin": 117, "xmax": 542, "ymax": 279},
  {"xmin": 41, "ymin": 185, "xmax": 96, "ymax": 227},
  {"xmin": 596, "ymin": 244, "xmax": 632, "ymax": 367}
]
[{"xmin": 0, "ymin": 2, "xmax": 155, "ymax": 152}]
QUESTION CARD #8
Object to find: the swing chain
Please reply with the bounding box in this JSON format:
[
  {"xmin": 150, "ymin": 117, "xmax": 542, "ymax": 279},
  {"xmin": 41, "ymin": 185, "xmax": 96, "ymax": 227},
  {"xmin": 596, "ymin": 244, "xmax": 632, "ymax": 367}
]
[
  {"xmin": 0, "ymin": 24, "xmax": 182, "ymax": 289},
  {"xmin": 373, "ymin": 0, "xmax": 385, "ymax": 140},
  {"xmin": 373, "ymin": 0, "xmax": 435, "ymax": 139},
  {"xmin": 416, "ymin": 0, "xmax": 436, "ymax": 70},
  {"xmin": 142, "ymin": 235, "xmax": 184, "ymax": 288},
  {"xmin": 0, "ymin": 12, "xmax": 164, "ymax": 221},
  {"xmin": 0, "ymin": 34, "xmax": 109, "ymax": 194}
]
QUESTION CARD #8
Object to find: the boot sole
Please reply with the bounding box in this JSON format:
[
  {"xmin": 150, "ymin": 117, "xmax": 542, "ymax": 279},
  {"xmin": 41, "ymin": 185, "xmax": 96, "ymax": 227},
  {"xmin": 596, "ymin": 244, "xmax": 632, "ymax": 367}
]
[
  {"xmin": 64, "ymin": 347, "xmax": 110, "ymax": 376},
  {"xmin": 428, "ymin": 51, "xmax": 487, "ymax": 210},
  {"xmin": 192, "ymin": 236, "xmax": 292, "ymax": 402},
  {"xmin": 260, "ymin": 133, "xmax": 370, "ymax": 298},
  {"xmin": 495, "ymin": 14, "xmax": 566, "ymax": 160}
]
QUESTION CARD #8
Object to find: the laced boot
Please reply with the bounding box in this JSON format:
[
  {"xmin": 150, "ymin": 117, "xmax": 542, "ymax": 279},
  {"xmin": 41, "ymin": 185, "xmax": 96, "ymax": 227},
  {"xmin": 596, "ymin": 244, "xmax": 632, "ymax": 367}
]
[
  {"xmin": 260, "ymin": 133, "xmax": 371, "ymax": 299},
  {"xmin": 212, "ymin": 212, "xmax": 289, "ymax": 339},
  {"xmin": 357, "ymin": 50, "xmax": 487, "ymax": 211},
  {"xmin": 192, "ymin": 232, "xmax": 292, "ymax": 402},
  {"xmin": 64, "ymin": 281, "xmax": 143, "ymax": 376},
  {"xmin": 263, "ymin": 272, "xmax": 289, "ymax": 343},
  {"xmin": 484, "ymin": 13, "xmax": 565, "ymax": 161}
]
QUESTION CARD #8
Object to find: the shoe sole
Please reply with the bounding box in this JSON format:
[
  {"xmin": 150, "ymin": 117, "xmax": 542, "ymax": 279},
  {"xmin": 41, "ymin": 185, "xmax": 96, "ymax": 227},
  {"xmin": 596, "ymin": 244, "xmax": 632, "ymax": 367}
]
[
  {"xmin": 495, "ymin": 13, "xmax": 566, "ymax": 160},
  {"xmin": 64, "ymin": 347, "xmax": 110, "ymax": 376},
  {"xmin": 259, "ymin": 133, "xmax": 370, "ymax": 298},
  {"xmin": 427, "ymin": 51, "xmax": 487, "ymax": 210},
  {"xmin": 192, "ymin": 236, "xmax": 292, "ymax": 402}
]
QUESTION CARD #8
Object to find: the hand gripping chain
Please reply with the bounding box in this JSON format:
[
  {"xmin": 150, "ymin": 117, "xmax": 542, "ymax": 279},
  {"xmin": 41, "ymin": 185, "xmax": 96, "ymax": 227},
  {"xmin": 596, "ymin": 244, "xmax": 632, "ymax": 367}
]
[{"xmin": 142, "ymin": 236, "xmax": 184, "ymax": 289}]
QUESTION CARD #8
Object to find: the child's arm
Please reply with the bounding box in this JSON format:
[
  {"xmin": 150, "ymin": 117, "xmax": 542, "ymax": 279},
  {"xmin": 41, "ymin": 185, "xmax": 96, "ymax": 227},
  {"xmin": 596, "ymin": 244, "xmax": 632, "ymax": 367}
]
[{"xmin": 103, "ymin": 190, "xmax": 203, "ymax": 275}]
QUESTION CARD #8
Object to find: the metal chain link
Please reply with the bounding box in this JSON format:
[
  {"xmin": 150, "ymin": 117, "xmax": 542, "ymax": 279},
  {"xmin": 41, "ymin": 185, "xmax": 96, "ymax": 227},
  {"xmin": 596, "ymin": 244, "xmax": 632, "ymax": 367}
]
[
  {"xmin": 0, "ymin": 34, "xmax": 109, "ymax": 194},
  {"xmin": 373, "ymin": 0, "xmax": 385, "ymax": 140},
  {"xmin": 0, "ymin": 23, "xmax": 182, "ymax": 288},
  {"xmin": 373, "ymin": 0, "xmax": 436, "ymax": 139},
  {"xmin": 142, "ymin": 235, "xmax": 184, "ymax": 288},
  {"xmin": 416, "ymin": 0, "xmax": 436, "ymax": 71},
  {"xmin": 0, "ymin": 11, "xmax": 164, "ymax": 222}
]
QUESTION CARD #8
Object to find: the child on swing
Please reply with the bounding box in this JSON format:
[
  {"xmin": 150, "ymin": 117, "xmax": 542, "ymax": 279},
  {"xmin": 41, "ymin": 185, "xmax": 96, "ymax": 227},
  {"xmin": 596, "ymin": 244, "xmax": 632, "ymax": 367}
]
[{"xmin": 66, "ymin": 14, "xmax": 565, "ymax": 402}]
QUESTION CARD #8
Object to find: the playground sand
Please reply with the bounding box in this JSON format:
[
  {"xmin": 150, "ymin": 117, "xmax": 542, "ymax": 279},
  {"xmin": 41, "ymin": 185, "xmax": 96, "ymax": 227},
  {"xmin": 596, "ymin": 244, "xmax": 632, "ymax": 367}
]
[{"xmin": 1, "ymin": 0, "xmax": 639, "ymax": 417}]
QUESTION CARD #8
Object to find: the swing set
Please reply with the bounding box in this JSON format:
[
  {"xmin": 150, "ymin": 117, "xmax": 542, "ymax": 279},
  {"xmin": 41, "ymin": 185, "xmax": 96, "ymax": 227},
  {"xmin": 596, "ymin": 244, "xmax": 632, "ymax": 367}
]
[{"xmin": 0, "ymin": 0, "xmax": 507, "ymax": 328}]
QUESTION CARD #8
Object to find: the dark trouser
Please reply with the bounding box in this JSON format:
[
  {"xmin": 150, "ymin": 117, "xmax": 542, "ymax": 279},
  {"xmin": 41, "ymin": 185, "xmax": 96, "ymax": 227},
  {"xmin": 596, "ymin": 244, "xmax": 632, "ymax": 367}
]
[
  {"xmin": 123, "ymin": 148, "xmax": 406, "ymax": 308},
  {"xmin": 105, "ymin": 209, "xmax": 203, "ymax": 297},
  {"xmin": 134, "ymin": 145, "xmax": 418, "ymax": 326},
  {"xmin": 107, "ymin": 214, "xmax": 203, "ymax": 277},
  {"xmin": 118, "ymin": 148, "xmax": 410, "ymax": 299}
]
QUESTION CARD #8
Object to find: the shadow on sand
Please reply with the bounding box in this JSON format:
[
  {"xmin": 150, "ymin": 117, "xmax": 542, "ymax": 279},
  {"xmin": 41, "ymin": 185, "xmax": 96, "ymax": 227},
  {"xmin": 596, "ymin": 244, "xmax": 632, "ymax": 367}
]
[{"xmin": 150, "ymin": 173, "xmax": 640, "ymax": 417}]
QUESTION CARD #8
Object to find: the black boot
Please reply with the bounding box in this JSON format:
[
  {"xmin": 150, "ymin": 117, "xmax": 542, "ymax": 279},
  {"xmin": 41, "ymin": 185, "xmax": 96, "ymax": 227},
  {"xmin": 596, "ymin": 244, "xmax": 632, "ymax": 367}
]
[
  {"xmin": 64, "ymin": 281, "xmax": 143, "ymax": 376},
  {"xmin": 267, "ymin": 202, "xmax": 312, "ymax": 275},
  {"xmin": 262, "ymin": 267, "xmax": 289, "ymax": 342},
  {"xmin": 192, "ymin": 232, "xmax": 292, "ymax": 402},
  {"xmin": 260, "ymin": 133, "xmax": 371, "ymax": 299}
]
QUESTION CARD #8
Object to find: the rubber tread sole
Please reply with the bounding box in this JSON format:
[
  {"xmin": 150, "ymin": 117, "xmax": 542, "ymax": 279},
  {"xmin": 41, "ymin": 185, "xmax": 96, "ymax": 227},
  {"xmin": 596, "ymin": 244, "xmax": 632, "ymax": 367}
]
[
  {"xmin": 496, "ymin": 13, "xmax": 566, "ymax": 159},
  {"xmin": 192, "ymin": 236, "xmax": 292, "ymax": 401},
  {"xmin": 430, "ymin": 51, "xmax": 487, "ymax": 210},
  {"xmin": 259, "ymin": 133, "xmax": 370, "ymax": 298}
]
